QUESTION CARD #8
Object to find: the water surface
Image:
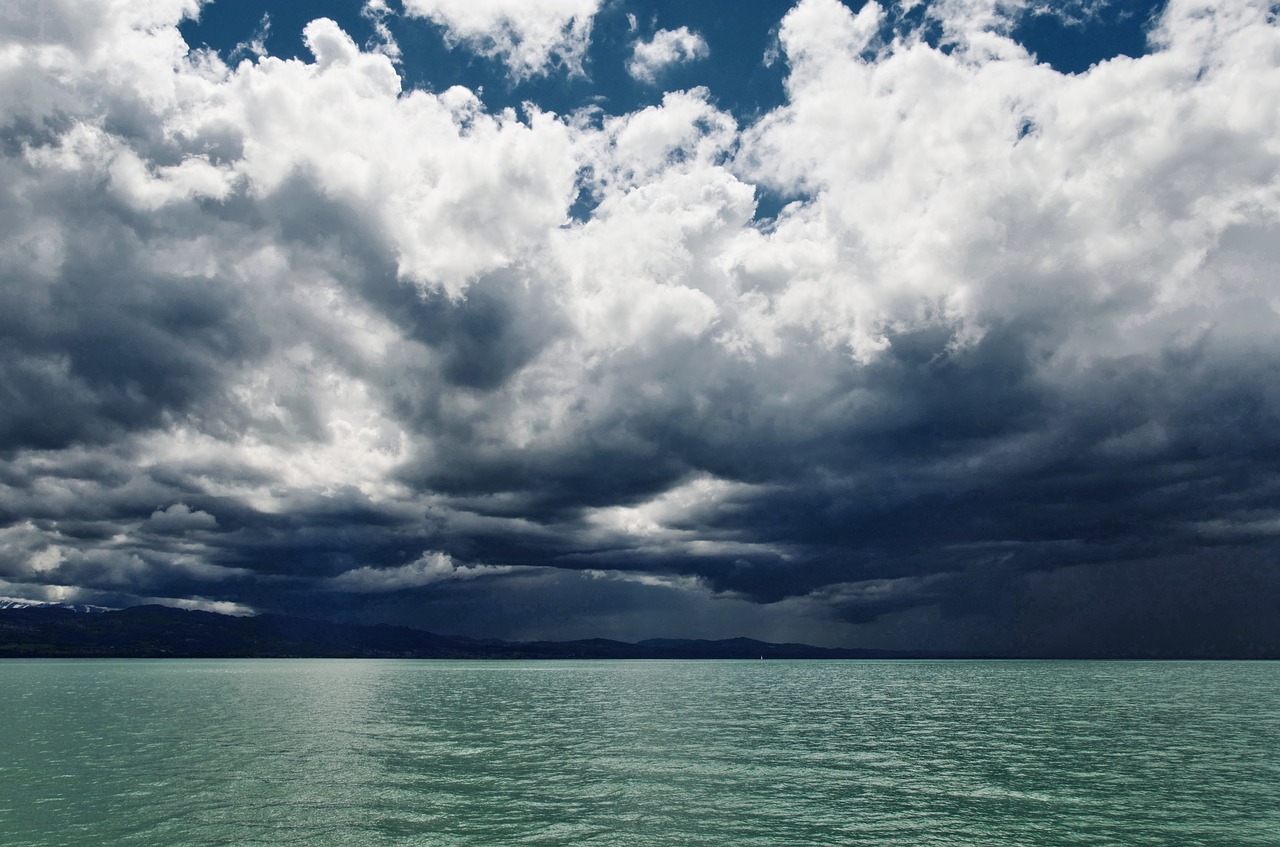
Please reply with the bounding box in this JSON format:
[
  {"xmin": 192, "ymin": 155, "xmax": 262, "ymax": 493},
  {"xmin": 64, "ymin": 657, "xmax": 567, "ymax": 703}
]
[{"xmin": 2, "ymin": 660, "xmax": 1277, "ymax": 846}]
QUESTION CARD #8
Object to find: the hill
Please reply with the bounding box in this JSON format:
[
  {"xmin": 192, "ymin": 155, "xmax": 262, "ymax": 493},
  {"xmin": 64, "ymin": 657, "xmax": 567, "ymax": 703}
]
[{"xmin": 0, "ymin": 605, "xmax": 918, "ymax": 659}]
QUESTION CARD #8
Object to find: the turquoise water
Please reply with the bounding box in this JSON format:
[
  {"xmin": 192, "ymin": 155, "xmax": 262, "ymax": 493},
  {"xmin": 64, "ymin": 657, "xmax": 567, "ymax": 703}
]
[{"xmin": 1, "ymin": 660, "xmax": 1277, "ymax": 846}]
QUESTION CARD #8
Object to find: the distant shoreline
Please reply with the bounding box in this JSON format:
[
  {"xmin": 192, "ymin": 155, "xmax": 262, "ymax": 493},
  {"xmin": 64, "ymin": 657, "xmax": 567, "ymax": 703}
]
[{"xmin": 2, "ymin": 605, "xmax": 1274, "ymax": 660}]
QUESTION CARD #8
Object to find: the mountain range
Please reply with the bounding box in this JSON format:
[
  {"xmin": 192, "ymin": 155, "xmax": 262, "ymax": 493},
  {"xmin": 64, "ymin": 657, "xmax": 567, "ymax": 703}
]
[
  {"xmin": 4, "ymin": 604, "xmax": 1272, "ymax": 659},
  {"xmin": 0, "ymin": 604, "xmax": 925, "ymax": 659}
]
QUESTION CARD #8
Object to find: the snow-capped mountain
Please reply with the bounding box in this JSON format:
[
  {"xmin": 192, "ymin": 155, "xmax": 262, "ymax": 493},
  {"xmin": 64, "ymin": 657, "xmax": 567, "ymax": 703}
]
[{"xmin": 0, "ymin": 597, "xmax": 115, "ymax": 613}]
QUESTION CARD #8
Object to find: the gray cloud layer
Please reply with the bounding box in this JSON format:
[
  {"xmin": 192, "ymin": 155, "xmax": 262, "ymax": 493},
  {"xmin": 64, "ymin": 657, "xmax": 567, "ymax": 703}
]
[{"xmin": 1, "ymin": 0, "xmax": 1278, "ymax": 652}]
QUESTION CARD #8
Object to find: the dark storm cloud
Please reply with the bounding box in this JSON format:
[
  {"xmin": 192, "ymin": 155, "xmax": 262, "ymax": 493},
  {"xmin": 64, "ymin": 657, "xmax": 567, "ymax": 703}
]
[
  {"xmin": 0, "ymin": 132, "xmax": 287, "ymax": 456},
  {"xmin": 1, "ymin": 0, "xmax": 1278, "ymax": 652}
]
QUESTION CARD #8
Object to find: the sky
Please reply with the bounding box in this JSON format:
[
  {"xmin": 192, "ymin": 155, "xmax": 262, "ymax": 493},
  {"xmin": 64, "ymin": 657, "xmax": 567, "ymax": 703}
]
[{"xmin": 1, "ymin": 0, "xmax": 1279, "ymax": 655}]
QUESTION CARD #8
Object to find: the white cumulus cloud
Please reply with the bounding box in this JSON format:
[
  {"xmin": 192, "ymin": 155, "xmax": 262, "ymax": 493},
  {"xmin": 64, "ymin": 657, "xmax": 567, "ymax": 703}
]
[
  {"xmin": 400, "ymin": 0, "xmax": 601, "ymax": 79},
  {"xmin": 627, "ymin": 25, "xmax": 709, "ymax": 83}
]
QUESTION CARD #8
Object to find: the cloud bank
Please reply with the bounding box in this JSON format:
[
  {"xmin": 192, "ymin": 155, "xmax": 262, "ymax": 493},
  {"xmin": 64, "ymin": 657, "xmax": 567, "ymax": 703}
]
[{"xmin": 1, "ymin": 0, "xmax": 1278, "ymax": 652}]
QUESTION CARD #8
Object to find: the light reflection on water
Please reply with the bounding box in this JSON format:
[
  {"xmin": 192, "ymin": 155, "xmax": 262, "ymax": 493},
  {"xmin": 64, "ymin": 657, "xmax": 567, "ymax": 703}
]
[{"xmin": 1, "ymin": 660, "xmax": 1278, "ymax": 846}]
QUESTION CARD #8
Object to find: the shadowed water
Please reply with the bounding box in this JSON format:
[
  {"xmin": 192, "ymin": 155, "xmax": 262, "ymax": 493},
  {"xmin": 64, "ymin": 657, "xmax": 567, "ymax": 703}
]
[{"xmin": 1, "ymin": 660, "xmax": 1277, "ymax": 846}]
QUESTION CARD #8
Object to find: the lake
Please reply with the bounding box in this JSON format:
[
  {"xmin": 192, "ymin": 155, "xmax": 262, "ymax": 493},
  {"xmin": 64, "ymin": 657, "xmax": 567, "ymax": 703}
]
[{"xmin": 2, "ymin": 659, "xmax": 1277, "ymax": 846}]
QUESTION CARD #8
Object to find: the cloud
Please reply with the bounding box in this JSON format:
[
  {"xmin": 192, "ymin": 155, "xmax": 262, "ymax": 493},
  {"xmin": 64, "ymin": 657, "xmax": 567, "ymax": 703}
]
[
  {"xmin": 627, "ymin": 26, "xmax": 709, "ymax": 84},
  {"xmin": 145, "ymin": 504, "xmax": 218, "ymax": 534},
  {"xmin": 0, "ymin": 0, "xmax": 1278, "ymax": 651},
  {"xmin": 399, "ymin": 0, "xmax": 601, "ymax": 79},
  {"xmin": 361, "ymin": 0, "xmax": 402, "ymax": 61},
  {"xmin": 230, "ymin": 13, "xmax": 271, "ymax": 61},
  {"xmin": 329, "ymin": 551, "xmax": 517, "ymax": 592},
  {"xmin": 739, "ymin": 0, "xmax": 1280, "ymax": 365},
  {"xmin": 144, "ymin": 595, "xmax": 256, "ymax": 615}
]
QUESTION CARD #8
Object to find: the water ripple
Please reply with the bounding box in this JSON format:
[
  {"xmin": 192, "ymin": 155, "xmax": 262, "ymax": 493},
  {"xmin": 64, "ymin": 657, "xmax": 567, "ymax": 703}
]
[{"xmin": 1, "ymin": 659, "xmax": 1277, "ymax": 846}]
